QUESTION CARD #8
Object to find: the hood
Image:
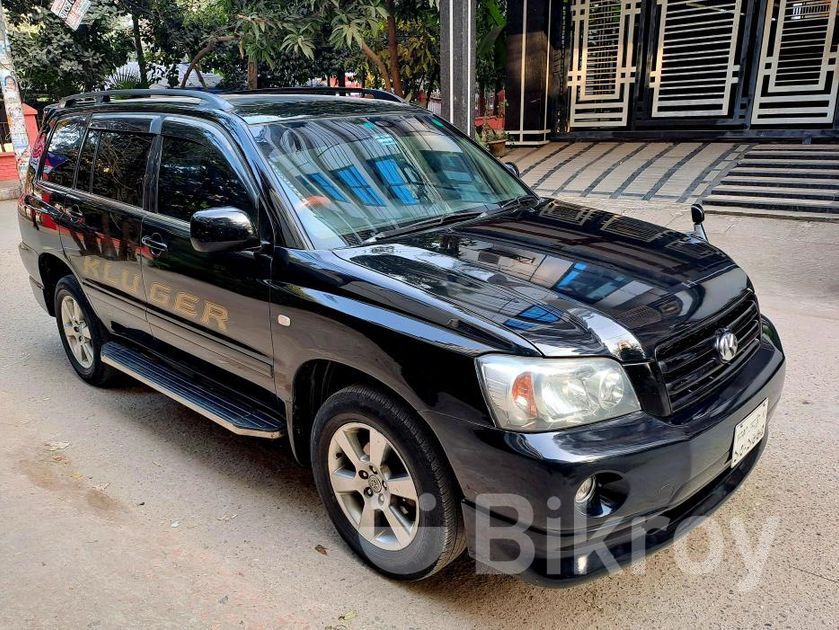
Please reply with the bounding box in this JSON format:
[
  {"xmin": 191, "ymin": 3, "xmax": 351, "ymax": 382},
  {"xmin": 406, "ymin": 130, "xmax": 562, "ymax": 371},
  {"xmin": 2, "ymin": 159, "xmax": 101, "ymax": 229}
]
[{"xmin": 334, "ymin": 199, "xmax": 750, "ymax": 360}]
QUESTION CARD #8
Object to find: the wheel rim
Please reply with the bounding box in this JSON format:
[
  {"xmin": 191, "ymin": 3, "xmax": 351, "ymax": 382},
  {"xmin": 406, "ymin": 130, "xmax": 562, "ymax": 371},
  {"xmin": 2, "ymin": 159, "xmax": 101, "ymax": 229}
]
[
  {"xmin": 60, "ymin": 295, "xmax": 94, "ymax": 369},
  {"xmin": 327, "ymin": 421, "xmax": 420, "ymax": 551}
]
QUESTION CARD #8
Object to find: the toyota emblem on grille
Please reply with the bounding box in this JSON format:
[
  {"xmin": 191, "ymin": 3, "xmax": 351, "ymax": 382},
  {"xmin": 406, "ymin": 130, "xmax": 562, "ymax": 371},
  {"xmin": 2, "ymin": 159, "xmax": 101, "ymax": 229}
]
[{"xmin": 716, "ymin": 330, "xmax": 739, "ymax": 363}]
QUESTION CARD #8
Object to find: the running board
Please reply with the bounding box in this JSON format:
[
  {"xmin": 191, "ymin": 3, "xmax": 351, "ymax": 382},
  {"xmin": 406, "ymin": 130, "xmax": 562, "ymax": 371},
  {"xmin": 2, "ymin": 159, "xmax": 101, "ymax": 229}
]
[{"xmin": 101, "ymin": 342, "xmax": 285, "ymax": 439}]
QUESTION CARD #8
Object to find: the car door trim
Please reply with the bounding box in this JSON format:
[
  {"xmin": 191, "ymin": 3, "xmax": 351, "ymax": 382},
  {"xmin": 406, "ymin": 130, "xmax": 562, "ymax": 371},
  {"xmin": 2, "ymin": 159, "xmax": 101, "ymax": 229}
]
[{"xmin": 144, "ymin": 307, "xmax": 273, "ymax": 379}]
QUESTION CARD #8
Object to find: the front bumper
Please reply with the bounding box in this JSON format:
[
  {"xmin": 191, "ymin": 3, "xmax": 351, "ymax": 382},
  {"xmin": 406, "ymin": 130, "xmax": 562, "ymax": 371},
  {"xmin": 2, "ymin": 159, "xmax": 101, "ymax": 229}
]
[{"xmin": 432, "ymin": 331, "xmax": 785, "ymax": 585}]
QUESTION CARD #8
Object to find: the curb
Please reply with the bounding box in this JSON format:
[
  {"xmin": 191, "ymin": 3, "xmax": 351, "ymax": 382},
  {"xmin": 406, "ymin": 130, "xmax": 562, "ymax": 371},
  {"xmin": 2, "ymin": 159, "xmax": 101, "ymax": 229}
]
[{"xmin": 0, "ymin": 183, "xmax": 20, "ymax": 201}]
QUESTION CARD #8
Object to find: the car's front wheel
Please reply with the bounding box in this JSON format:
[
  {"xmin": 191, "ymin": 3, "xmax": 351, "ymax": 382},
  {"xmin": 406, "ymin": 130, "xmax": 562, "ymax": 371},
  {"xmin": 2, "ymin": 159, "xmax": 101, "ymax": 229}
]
[{"xmin": 311, "ymin": 385, "xmax": 465, "ymax": 580}]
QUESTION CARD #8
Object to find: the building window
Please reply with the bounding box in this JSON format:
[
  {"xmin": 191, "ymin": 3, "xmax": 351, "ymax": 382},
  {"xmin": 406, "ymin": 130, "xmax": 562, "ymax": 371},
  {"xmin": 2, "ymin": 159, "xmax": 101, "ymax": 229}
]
[{"xmin": 334, "ymin": 166, "xmax": 384, "ymax": 206}]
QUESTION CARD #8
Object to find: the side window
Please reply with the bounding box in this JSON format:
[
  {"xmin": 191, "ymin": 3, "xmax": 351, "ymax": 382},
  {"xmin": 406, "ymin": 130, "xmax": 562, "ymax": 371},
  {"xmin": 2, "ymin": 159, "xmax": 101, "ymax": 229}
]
[
  {"xmin": 157, "ymin": 136, "xmax": 253, "ymax": 223},
  {"xmin": 41, "ymin": 117, "xmax": 86, "ymax": 188},
  {"xmin": 90, "ymin": 131, "xmax": 153, "ymax": 207},
  {"xmin": 75, "ymin": 129, "xmax": 99, "ymax": 192}
]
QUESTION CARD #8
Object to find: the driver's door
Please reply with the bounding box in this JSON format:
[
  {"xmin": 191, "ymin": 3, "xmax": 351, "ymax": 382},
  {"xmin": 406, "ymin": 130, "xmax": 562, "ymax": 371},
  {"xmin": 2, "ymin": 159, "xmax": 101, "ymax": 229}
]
[{"xmin": 140, "ymin": 116, "xmax": 275, "ymax": 392}]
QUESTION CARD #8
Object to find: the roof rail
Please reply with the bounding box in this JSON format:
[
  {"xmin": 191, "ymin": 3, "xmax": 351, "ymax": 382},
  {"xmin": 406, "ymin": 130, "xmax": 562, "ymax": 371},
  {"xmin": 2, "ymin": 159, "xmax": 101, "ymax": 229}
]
[
  {"xmin": 234, "ymin": 87, "xmax": 405, "ymax": 103},
  {"xmin": 58, "ymin": 89, "xmax": 234, "ymax": 111}
]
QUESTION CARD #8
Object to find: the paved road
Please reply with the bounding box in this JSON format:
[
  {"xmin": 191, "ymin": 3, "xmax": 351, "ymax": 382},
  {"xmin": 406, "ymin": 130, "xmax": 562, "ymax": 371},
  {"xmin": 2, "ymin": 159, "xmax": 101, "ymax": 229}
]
[{"xmin": 1, "ymin": 199, "xmax": 837, "ymax": 628}]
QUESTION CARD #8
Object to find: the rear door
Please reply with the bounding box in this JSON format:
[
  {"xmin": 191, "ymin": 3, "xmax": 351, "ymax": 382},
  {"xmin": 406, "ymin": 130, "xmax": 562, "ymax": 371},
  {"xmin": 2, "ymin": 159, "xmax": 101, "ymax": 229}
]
[
  {"xmin": 59, "ymin": 114, "xmax": 156, "ymax": 339},
  {"xmin": 26, "ymin": 115, "xmax": 88, "ymax": 284},
  {"xmin": 139, "ymin": 116, "xmax": 275, "ymax": 392}
]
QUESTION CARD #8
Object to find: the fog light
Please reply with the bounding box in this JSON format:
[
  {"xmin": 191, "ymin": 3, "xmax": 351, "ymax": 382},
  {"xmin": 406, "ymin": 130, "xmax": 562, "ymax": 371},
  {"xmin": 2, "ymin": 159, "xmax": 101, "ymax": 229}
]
[{"xmin": 575, "ymin": 476, "xmax": 596, "ymax": 504}]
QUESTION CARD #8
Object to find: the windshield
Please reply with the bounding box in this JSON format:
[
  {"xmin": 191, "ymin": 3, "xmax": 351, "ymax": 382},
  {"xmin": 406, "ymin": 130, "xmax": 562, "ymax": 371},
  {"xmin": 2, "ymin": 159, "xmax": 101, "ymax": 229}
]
[{"xmin": 249, "ymin": 113, "xmax": 530, "ymax": 249}]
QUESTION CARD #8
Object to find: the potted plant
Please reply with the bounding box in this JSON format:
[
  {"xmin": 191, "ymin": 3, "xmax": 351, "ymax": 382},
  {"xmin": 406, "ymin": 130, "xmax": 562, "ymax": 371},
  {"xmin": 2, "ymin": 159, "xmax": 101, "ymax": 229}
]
[{"xmin": 480, "ymin": 125, "xmax": 508, "ymax": 158}]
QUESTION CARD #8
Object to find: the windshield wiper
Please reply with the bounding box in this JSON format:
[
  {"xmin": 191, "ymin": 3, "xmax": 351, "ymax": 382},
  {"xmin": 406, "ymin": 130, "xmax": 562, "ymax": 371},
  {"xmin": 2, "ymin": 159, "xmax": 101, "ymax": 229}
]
[
  {"xmin": 361, "ymin": 194, "xmax": 541, "ymax": 244},
  {"xmin": 363, "ymin": 208, "xmax": 487, "ymax": 243},
  {"xmin": 497, "ymin": 193, "xmax": 541, "ymax": 211}
]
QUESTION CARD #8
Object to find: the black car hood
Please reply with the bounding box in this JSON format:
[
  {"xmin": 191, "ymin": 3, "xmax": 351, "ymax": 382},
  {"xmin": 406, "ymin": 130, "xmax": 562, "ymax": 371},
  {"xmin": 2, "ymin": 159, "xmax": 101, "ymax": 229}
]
[{"xmin": 334, "ymin": 199, "xmax": 750, "ymax": 360}]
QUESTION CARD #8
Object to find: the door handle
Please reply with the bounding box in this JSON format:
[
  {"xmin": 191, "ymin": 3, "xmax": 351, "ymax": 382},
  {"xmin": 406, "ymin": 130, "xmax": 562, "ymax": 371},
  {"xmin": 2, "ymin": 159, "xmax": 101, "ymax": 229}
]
[
  {"xmin": 141, "ymin": 233, "xmax": 168, "ymax": 254},
  {"xmin": 66, "ymin": 205, "xmax": 83, "ymax": 220}
]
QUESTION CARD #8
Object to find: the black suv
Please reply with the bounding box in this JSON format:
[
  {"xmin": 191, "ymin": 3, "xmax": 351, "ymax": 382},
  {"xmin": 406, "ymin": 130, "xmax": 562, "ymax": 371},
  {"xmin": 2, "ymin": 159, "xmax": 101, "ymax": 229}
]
[{"xmin": 18, "ymin": 88, "xmax": 785, "ymax": 585}]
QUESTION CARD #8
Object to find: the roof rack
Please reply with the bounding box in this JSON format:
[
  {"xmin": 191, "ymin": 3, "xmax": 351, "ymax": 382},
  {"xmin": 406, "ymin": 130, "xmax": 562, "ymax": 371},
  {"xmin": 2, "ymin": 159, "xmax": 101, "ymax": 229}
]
[
  {"xmin": 58, "ymin": 89, "xmax": 234, "ymax": 111},
  {"xmin": 233, "ymin": 87, "xmax": 405, "ymax": 103}
]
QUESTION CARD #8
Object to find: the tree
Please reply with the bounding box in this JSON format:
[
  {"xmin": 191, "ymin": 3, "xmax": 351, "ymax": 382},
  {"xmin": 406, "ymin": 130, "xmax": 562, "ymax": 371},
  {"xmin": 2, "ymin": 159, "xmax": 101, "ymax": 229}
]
[
  {"xmin": 393, "ymin": 10, "xmax": 439, "ymax": 101},
  {"xmin": 5, "ymin": 0, "xmax": 132, "ymax": 104},
  {"xmin": 179, "ymin": 0, "xmax": 439, "ymax": 96},
  {"xmin": 476, "ymin": 0, "xmax": 507, "ymax": 116}
]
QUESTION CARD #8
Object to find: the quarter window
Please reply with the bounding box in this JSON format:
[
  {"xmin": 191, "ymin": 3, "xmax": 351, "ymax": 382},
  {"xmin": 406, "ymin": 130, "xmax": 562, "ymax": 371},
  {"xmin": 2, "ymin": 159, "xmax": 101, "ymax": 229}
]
[
  {"xmin": 41, "ymin": 117, "xmax": 86, "ymax": 188},
  {"xmin": 156, "ymin": 136, "xmax": 252, "ymax": 223},
  {"xmin": 90, "ymin": 131, "xmax": 153, "ymax": 207}
]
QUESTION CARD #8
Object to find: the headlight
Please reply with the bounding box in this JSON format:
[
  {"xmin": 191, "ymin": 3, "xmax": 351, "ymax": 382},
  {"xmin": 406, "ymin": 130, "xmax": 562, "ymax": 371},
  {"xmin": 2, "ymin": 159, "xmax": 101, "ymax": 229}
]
[{"xmin": 475, "ymin": 355, "xmax": 641, "ymax": 432}]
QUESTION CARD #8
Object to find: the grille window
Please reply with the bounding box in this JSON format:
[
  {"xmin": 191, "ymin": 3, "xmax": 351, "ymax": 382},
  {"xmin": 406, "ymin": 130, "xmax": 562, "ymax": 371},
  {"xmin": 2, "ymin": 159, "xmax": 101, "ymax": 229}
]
[{"xmin": 656, "ymin": 293, "xmax": 761, "ymax": 413}]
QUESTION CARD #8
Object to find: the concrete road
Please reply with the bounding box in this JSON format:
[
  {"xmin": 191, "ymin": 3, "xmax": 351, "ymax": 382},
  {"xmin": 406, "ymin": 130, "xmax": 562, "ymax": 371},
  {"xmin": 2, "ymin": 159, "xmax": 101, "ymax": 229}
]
[{"xmin": 1, "ymin": 199, "xmax": 837, "ymax": 629}]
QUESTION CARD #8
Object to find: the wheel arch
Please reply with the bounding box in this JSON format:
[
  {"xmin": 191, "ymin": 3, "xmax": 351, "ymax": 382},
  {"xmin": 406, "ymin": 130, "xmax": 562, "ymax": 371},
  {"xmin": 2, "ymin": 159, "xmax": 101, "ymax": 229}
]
[
  {"xmin": 288, "ymin": 358, "xmax": 453, "ymax": 481},
  {"xmin": 38, "ymin": 253, "xmax": 76, "ymax": 317}
]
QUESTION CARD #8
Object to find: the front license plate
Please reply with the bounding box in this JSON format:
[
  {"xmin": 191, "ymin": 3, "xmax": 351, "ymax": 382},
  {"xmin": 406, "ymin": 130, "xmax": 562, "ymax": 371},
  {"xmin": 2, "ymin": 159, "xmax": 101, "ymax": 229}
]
[{"xmin": 731, "ymin": 399, "xmax": 768, "ymax": 468}]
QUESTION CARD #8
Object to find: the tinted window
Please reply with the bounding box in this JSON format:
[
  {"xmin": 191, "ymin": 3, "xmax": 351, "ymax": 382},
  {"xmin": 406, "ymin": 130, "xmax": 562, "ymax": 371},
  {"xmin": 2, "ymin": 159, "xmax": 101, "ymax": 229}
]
[
  {"xmin": 41, "ymin": 117, "xmax": 86, "ymax": 187},
  {"xmin": 157, "ymin": 136, "xmax": 252, "ymax": 222},
  {"xmin": 249, "ymin": 114, "xmax": 529, "ymax": 248},
  {"xmin": 75, "ymin": 129, "xmax": 99, "ymax": 192},
  {"xmin": 91, "ymin": 131, "xmax": 152, "ymax": 207}
]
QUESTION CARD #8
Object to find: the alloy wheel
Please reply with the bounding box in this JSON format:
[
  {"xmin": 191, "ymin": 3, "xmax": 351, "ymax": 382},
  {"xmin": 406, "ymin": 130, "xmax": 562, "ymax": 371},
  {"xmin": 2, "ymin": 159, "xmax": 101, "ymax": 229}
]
[
  {"xmin": 60, "ymin": 295, "xmax": 94, "ymax": 369},
  {"xmin": 327, "ymin": 421, "xmax": 419, "ymax": 551}
]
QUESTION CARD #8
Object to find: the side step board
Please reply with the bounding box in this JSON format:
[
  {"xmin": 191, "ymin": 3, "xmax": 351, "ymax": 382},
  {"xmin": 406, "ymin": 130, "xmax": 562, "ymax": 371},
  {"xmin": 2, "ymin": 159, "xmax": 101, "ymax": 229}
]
[{"xmin": 101, "ymin": 342, "xmax": 285, "ymax": 439}]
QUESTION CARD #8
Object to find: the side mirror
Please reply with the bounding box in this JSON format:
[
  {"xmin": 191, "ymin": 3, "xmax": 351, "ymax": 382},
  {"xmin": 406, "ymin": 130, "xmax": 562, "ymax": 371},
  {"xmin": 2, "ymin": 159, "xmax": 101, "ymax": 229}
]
[
  {"xmin": 690, "ymin": 203, "xmax": 708, "ymax": 242},
  {"xmin": 190, "ymin": 207, "xmax": 257, "ymax": 253},
  {"xmin": 504, "ymin": 162, "xmax": 521, "ymax": 178}
]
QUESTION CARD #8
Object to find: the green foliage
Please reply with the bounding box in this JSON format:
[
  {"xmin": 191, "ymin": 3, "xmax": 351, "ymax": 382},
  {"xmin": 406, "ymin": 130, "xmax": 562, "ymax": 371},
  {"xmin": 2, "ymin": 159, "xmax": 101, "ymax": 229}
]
[
  {"xmin": 392, "ymin": 12, "xmax": 439, "ymax": 100},
  {"xmin": 137, "ymin": 0, "xmax": 229, "ymax": 86},
  {"xmin": 4, "ymin": 0, "xmax": 475, "ymax": 104},
  {"xmin": 6, "ymin": 0, "xmax": 133, "ymax": 104},
  {"xmin": 108, "ymin": 66, "xmax": 142, "ymax": 89},
  {"xmin": 476, "ymin": 0, "xmax": 506, "ymax": 89}
]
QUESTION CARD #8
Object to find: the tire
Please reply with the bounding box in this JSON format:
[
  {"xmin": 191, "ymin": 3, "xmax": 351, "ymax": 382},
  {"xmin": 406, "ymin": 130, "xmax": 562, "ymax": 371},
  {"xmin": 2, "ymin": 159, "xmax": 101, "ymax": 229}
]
[
  {"xmin": 54, "ymin": 275, "xmax": 118, "ymax": 387},
  {"xmin": 311, "ymin": 385, "xmax": 466, "ymax": 580}
]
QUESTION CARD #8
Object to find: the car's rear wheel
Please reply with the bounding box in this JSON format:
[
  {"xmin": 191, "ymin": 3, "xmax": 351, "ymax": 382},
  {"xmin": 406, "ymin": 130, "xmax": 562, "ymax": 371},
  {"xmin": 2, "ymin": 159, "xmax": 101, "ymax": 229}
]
[
  {"xmin": 54, "ymin": 275, "xmax": 118, "ymax": 387},
  {"xmin": 311, "ymin": 385, "xmax": 465, "ymax": 580}
]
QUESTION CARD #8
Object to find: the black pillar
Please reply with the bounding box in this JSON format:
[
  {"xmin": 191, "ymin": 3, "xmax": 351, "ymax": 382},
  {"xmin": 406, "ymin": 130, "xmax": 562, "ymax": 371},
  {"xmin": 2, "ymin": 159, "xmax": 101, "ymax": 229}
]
[
  {"xmin": 505, "ymin": 0, "xmax": 558, "ymax": 144},
  {"xmin": 440, "ymin": 0, "xmax": 476, "ymax": 135}
]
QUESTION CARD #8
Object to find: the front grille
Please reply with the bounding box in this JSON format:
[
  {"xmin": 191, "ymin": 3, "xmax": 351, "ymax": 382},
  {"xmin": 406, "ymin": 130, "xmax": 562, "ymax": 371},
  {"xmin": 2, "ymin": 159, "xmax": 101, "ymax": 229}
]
[{"xmin": 656, "ymin": 293, "xmax": 761, "ymax": 413}]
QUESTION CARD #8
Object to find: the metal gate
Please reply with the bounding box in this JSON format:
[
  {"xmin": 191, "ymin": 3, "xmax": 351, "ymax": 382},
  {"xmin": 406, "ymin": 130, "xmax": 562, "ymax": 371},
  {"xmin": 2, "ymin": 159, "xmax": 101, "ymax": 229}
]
[
  {"xmin": 567, "ymin": 0, "xmax": 641, "ymax": 127},
  {"xmin": 751, "ymin": 0, "xmax": 839, "ymax": 125},
  {"xmin": 560, "ymin": 0, "xmax": 839, "ymax": 134},
  {"xmin": 649, "ymin": 0, "xmax": 745, "ymax": 118}
]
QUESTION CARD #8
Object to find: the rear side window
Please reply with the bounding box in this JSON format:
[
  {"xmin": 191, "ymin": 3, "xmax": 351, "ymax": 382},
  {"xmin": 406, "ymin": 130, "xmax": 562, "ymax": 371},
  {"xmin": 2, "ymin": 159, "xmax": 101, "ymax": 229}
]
[
  {"xmin": 41, "ymin": 117, "xmax": 86, "ymax": 187},
  {"xmin": 156, "ymin": 136, "xmax": 252, "ymax": 222},
  {"xmin": 90, "ymin": 131, "xmax": 153, "ymax": 207},
  {"xmin": 75, "ymin": 129, "xmax": 99, "ymax": 192}
]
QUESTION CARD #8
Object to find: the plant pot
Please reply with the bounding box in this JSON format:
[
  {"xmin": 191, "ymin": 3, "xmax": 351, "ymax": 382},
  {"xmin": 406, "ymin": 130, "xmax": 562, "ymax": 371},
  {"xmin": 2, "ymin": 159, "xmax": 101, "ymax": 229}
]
[{"xmin": 487, "ymin": 139, "xmax": 508, "ymax": 158}]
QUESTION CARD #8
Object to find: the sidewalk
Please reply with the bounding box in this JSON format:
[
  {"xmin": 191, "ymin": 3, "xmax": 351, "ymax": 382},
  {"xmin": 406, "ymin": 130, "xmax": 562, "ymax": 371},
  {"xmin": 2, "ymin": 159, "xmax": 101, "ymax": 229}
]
[
  {"xmin": 508, "ymin": 141, "xmax": 839, "ymax": 221},
  {"xmin": 0, "ymin": 180, "xmax": 20, "ymax": 201},
  {"xmin": 508, "ymin": 141, "xmax": 746, "ymax": 203},
  {"xmin": 549, "ymin": 193, "xmax": 839, "ymax": 249}
]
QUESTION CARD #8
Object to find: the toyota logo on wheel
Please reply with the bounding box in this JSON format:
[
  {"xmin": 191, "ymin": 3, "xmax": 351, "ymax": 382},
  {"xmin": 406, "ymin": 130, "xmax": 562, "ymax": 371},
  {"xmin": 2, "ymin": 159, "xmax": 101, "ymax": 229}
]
[{"xmin": 716, "ymin": 329, "xmax": 739, "ymax": 363}]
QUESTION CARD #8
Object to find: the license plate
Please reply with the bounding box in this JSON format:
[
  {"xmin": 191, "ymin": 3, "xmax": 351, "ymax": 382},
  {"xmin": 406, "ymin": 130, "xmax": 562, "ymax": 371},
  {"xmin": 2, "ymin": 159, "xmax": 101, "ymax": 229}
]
[{"xmin": 731, "ymin": 399, "xmax": 768, "ymax": 468}]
